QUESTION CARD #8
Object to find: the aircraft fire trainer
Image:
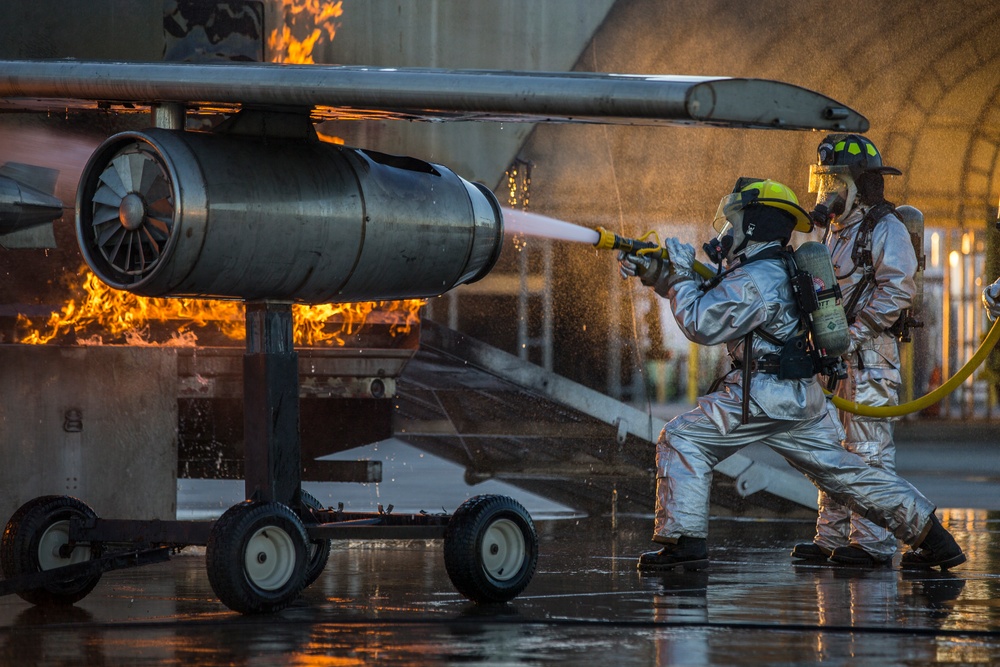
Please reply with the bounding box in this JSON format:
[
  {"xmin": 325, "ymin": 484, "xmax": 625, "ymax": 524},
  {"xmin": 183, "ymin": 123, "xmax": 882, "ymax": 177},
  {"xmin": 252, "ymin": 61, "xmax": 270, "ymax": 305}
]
[
  {"xmin": 1, "ymin": 120, "xmax": 538, "ymax": 615},
  {"xmin": 0, "ymin": 57, "xmax": 870, "ymax": 614}
]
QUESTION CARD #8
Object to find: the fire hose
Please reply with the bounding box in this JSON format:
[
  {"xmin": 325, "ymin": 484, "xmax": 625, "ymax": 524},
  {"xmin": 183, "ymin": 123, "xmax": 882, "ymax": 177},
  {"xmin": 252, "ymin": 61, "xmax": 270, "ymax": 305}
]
[
  {"xmin": 593, "ymin": 226, "xmax": 1000, "ymax": 418},
  {"xmin": 829, "ymin": 317, "xmax": 1000, "ymax": 417}
]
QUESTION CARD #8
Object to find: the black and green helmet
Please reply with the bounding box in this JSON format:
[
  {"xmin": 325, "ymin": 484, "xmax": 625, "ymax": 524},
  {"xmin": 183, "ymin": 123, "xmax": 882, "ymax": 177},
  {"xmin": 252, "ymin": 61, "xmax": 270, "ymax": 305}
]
[{"xmin": 816, "ymin": 134, "xmax": 902, "ymax": 180}]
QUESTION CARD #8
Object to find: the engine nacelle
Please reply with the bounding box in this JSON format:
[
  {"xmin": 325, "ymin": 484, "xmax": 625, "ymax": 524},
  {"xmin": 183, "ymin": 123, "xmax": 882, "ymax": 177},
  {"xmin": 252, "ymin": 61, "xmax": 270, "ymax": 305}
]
[{"xmin": 75, "ymin": 129, "xmax": 503, "ymax": 303}]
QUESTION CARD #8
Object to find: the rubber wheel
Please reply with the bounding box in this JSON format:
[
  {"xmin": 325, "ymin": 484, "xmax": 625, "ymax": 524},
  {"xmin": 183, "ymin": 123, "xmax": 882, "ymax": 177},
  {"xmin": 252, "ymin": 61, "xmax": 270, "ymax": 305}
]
[
  {"xmin": 443, "ymin": 495, "xmax": 538, "ymax": 604},
  {"xmin": 206, "ymin": 501, "xmax": 309, "ymax": 614},
  {"xmin": 299, "ymin": 489, "xmax": 331, "ymax": 589},
  {"xmin": 0, "ymin": 495, "xmax": 103, "ymax": 606}
]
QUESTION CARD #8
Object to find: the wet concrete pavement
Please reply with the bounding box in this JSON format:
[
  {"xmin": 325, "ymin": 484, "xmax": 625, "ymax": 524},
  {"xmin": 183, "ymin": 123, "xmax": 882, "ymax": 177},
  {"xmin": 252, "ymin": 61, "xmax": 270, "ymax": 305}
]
[
  {"xmin": 2, "ymin": 411, "xmax": 998, "ymax": 665},
  {"xmin": 1, "ymin": 510, "xmax": 998, "ymax": 666}
]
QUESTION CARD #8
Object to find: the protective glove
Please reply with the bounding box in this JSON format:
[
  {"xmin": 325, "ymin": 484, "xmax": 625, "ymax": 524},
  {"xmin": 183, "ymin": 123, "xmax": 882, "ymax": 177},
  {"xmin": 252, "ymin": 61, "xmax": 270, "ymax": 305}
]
[
  {"xmin": 983, "ymin": 279, "xmax": 1000, "ymax": 321},
  {"xmin": 618, "ymin": 250, "xmax": 663, "ymax": 286},
  {"xmin": 662, "ymin": 237, "xmax": 696, "ymax": 289}
]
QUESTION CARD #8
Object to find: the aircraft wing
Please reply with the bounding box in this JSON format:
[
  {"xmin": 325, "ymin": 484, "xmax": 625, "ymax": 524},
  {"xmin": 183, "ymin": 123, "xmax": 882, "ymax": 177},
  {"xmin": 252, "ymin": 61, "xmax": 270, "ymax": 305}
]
[{"xmin": 0, "ymin": 60, "xmax": 868, "ymax": 132}]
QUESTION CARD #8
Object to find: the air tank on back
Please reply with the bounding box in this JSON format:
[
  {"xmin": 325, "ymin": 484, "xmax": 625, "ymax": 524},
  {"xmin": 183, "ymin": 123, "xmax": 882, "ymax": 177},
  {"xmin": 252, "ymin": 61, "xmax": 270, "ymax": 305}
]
[
  {"xmin": 894, "ymin": 205, "xmax": 925, "ymax": 340},
  {"xmin": 75, "ymin": 129, "xmax": 504, "ymax": 303},
  {"xmin": 793, "ymin": 241, "xmax": 851, "ymax": 356}
]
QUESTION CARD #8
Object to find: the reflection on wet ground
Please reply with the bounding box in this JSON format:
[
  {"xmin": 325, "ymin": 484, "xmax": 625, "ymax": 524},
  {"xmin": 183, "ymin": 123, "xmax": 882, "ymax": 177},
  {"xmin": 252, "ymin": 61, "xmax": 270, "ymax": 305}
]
[{"xmin": 0, "ymin": 512, "xmax": 997, "ymax": 665}]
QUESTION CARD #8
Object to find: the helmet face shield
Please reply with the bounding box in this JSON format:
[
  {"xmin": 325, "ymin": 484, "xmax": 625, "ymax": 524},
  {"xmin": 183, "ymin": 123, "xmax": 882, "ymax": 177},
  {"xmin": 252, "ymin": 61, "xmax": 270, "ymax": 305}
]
[
  {"xmin": 809, "ymin": 165, "xmax": 855, "ymax": 221},
  {"xmin": 710, "ymin": 199, "xmax": 743, "ymax": 262},
  {"xmin": 713, "ymin": 192, "xmax": 744, "ymax": 233},
  {"xmin": 808, "ymin": 165, "xmax": 850, "ymax": 196}
]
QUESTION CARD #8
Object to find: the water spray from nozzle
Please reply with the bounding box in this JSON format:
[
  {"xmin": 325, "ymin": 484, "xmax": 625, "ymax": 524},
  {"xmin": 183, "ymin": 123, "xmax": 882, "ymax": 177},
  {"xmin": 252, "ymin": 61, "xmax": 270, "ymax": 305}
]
[{"xmin": 500, "ymin": 209, "xmax": 715, "ymax": 279}]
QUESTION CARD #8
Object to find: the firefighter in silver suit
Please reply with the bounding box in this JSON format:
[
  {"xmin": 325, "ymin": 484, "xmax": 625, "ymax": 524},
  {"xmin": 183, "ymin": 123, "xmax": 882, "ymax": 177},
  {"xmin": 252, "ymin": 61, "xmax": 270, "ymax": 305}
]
[
  {"xmin": 619, "ymin": 178, "xmax": 964, "ymax": 572},
  {"xmin": 792, "ymin": 135, "xmax": 917, "ymax": 567}
]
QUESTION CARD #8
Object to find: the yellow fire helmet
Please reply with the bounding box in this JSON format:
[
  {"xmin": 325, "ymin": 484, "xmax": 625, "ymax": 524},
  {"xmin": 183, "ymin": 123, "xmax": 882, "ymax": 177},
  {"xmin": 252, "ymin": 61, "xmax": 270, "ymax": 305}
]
[{"xmin": 713, "ymin": 178, "xmax": 812, "ymax": 235}]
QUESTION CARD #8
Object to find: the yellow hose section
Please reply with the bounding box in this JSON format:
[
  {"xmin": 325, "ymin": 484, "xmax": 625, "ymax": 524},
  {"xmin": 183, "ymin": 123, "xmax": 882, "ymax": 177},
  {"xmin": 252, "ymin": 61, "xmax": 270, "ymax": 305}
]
[
  {"xmin": 691, "ymin": 259, "xmax": 718, "ymax": 280},
  {"xmin": 829, "ymin": 317, "xmax": 1000, "ymax": 417}
]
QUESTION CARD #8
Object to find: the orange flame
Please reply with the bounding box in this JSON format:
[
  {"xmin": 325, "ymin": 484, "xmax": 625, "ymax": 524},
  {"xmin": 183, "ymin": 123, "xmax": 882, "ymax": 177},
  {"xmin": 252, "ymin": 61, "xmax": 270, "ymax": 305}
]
[
  {"xmin": 270, "ymin": 0, "xmax": 343, "ymax": 64},
  {"xmin": 16, "ymin": 266, "xmax": 423, "ymax": 348}
]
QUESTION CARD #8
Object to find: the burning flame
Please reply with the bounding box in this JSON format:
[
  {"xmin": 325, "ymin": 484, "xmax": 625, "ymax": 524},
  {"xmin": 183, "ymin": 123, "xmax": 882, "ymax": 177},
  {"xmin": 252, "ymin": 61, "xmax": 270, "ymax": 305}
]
[
  {"xmin": 16, "ymin": 4, "xmax": 426, "ymax": 348},
  {"xmin": 16, "ymin": 266, "xmax": 423, "ymax": 348},
  {"xmin": 269, "ymin": 0, "xmax": 343, "ymax": 64}
]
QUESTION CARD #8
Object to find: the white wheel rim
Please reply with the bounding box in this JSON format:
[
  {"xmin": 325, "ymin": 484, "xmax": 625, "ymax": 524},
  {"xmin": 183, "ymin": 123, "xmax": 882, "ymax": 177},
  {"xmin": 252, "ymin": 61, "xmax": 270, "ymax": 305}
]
[
  {"xmin": 244, "ymin": 526, "xmax": 297, "ymax": 591},
  {"xmin": 481, "ymin": 518, "xmax": 525, "ymax": 582},
  {"xmin": 37, "ymin": 520, "xmax": 90, "ymax": 570}
]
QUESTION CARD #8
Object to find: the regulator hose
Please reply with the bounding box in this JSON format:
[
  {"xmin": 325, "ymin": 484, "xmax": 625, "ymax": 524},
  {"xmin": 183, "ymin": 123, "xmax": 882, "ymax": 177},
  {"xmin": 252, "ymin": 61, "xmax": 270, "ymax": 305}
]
[{"xmin": 829, "ymin": 317, "xmax": 1000, "ymax": 417}]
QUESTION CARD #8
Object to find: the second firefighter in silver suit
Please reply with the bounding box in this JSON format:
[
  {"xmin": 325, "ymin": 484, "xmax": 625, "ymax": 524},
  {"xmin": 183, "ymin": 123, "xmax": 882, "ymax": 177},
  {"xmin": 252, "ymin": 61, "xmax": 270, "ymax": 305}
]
[{"xmin": 794, "ymin": 134, "xmax": 917, "ymax": 567}]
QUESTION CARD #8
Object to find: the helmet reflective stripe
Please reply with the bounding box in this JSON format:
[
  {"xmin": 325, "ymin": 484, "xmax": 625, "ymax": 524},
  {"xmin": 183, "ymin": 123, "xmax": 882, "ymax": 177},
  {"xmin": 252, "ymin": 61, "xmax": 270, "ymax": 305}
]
[{"xmin": 834, "ymin": 137, "xmax": 878, "ymax": 157}]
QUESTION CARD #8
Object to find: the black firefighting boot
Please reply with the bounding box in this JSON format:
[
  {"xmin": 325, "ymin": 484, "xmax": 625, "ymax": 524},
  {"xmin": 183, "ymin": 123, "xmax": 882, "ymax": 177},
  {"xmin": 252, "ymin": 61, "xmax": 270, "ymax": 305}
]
[
  {"xmin": 790, "ymin": 542, "xmax": 833, "ymax": 562},
  {"xmin": 829, "ymin": 544, "xmax": 892, "ymax": 567},
  {"xmin": 637, "ymin": 536, "xmax": 709, "ymax": 572},
  {"xmin": 900, "ymin": 514, "xmax": 966, "ymax": 570}
]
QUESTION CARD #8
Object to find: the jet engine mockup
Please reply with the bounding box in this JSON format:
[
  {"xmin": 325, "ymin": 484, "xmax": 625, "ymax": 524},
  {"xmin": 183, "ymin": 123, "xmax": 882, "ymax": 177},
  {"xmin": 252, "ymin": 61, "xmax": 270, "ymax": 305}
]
[{"xmin": 75, "ymin": 129, "xmax": 504, "ymax": 303}]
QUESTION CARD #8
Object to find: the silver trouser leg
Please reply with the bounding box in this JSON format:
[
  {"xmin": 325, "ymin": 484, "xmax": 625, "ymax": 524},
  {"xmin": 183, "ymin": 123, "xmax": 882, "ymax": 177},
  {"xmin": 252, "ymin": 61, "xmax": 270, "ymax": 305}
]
[
  {"xmin": 654, "ymin": 409, "xmax": 716, "ymax": 541},
  {"xmin": 816, "ymin": 419, "xmax": 897, "ymax": 556},
  {"xmin": 654, "ymin": 406, "xmax": 800, "ymax": 541},
  {"xmin": 815, "ymin": 401, "xmax": 850, "ymax": 551},
  {"xmin": 815, "ymin": 488, "xmax": 851, "ymax": 551},
  {"xmin": 845, "ymin": 418, "xmax": 898, "ymax": 558},
  {"xmin": 818, "ymin": 362, "xmax": 901, "ymax": 558},
  {"xmin": 770, "ymin": 412, "xmax": 933, "ymax": 544}
]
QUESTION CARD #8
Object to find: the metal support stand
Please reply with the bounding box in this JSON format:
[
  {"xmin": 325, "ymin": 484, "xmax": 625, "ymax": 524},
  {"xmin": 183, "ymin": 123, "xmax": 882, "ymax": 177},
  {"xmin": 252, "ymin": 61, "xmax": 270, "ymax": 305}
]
[
  {"xmin": 0, "ymin": 300, "xmax": 539, "ymax": 608},
  {"xmin": 243, "ymin": 301, "xmax": 301, "ymax": 507}
]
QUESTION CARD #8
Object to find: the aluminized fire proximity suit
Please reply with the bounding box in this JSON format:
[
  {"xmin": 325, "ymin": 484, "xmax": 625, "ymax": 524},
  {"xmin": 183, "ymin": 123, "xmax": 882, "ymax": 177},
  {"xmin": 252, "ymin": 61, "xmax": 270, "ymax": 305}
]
[
  {"xmin": 652, "ymin": 240, "xmax": 932, "ymax": 546},
  {"xmin": 813, "ymin": 206, "xmax": 917, "ymax": 561}
]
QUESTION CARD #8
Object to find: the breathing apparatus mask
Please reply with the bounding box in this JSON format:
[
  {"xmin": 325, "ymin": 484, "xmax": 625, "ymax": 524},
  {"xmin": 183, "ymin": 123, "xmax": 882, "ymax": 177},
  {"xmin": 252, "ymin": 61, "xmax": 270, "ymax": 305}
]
[
  {"xmin": 705, "ymin": 191, "xmax": 742, "ymax": 264},
  {"xmin": 808, "ymin": 165, "xmax": 855, "ymax": 227}
]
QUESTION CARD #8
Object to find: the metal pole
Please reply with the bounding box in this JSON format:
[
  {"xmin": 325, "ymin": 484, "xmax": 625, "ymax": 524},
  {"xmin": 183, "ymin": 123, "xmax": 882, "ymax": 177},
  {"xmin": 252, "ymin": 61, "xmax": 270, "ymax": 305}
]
[
  {"xmin": 517, "ymin": 246, "xmax": 529, "ymax": 361},
  {"xmin": 608, "ymin": 269, "xmax": 622, "ymax": 399},
  {"xmin": 151, "ymin": 102, "xmax": 185, "ymax": 130},
  {"xmin": 542, "ymin": 238, "xmax": 554, "ymax": 371},
  {"xmin": 243, "ymin": 301, "xmax": 301, "ymax": 506},
  {"xmin": 687, "ymin": 342, "xmax": 699, "ymax": 405}
]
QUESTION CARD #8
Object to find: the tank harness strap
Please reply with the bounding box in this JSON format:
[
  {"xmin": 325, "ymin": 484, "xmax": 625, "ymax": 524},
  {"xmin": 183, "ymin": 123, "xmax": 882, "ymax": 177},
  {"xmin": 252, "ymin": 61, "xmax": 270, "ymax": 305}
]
[
  {"xmin": 730, "ymin": 247, "xmax": 795, "ymax": 425},
  {"xmin": 843, "ymin": 202, "xmax": 895, "ymax": 323},
  {"xmin": 740, "ymin": 331, "xmax": 753, "ymax": 424},
  {"xmin": 720, "ymin": 246, "xmax": 834, "ymax": 423}
]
